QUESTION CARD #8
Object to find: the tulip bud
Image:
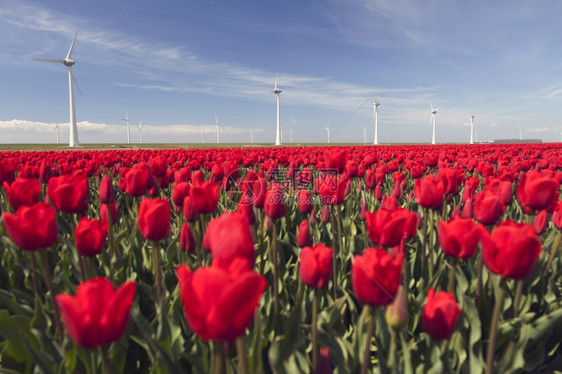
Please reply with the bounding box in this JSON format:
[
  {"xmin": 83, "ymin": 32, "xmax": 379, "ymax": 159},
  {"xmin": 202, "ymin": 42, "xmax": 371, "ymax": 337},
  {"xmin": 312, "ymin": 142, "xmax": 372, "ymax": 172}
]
[
  {"xmin": 264, "ymin": 214, "xmax": 273, "ymax": 232},
  {"xmin": 385, "ymin": 286, "xmax": 409, "ymax": 329},
  {"xmin": 320, "ymin": 204, "xmax": 330, "ymax": 223}
]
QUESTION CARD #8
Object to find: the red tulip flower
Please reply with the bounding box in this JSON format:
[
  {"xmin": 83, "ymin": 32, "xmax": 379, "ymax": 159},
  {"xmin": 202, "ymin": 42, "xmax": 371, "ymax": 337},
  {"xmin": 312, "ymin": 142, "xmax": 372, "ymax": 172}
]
[
  {"xmin": 0, "ymin": 159, "xmax": 15, "ymax": 184},
  {"xmin": 351, "ymin": 248, "xmax": 403, "ymax": 307},
  {"xmin": 438, "ymin": 216, "xmax": 484, "ymax": 259},
  {"xmin": 414, "ymin": 175, "xmax": 444, "ymax": 210},
  {"xmin": 179, "ymin": 223, "xmax": 196, "ymax": 253},
  {"xmin": 137, "ymin": 198, "xmax": 171, "ymax": 241},
  {"xmin": 516, "ymin": 170, "xmax": 558, "ymax": 211},
  {"xmin": 47, "ymin": 173, "xmax": 89, "ymax": 213},
  {"xmin": 421, "ymin": 287, "xmax": 461, "ymax": 340},
  {"xmin": 324, "ymin": 148, "xmax": 347, "ymax": 174},
  {"xmin": 3, "ymin": 202, "xmax": 57, "ymax": 251},
  {"xmin": 3, "ymin": 177, "xmax": 41, "ymax": 210},
  {"xmin": 264, "ymin": 183, "xmax": 287, "ymax": 219},
  {"xmin": 297, "ymin": 189, "xmax": 313, "ymax": 215},
  {"xmin": 124, "ymin": 163, "xmax": 153, "ymax": 197},
  {"xmin": 481, "ymin": 220, "xmax": 542, "ymax": 280},
  {"xmin": 172, "ymin": 182, "xmax": 191, "ymax": 210},
  {"xmin": 75, "ymin": 217, "xmax": 108, "ymax": 257},
  {"xmin": 202, "ymin": 212, "xmax": 255, "ymax": 272},
  {"xmin": 299, "ymin": 243, "xmax": 332, "ymax": 289},
  {"xmin": 552, "ymin": 200, "xmax": 562, "ymax": 229},
  {"xmin": 318, "ymin": 174, "xmax": 348, "ymax": 205},
  {"xmin": 56, "ymin": 277, "xmax": 136, "ymax": 349},
  {"xmin": 189, "ymin": 180, "xmax": 220, "ymax": 214},
  {"xmin": 473, "ymin": 190, "xmax": 505, "ymax": 226},
  {"xmin": 99, "ymin": 176, "xmax": 115, "ymax": 204},
  {"xmin": 297, "ymin": 219, "xmax": 313, "ymax": 248},
  {"xmin": 100, "ymin": 202, "xmax": 120, "ymax": 226},
  {"xmin": 177, "ymin": 265, "xmax": 266, "ymax": 341},
  {"xmin": 365, "ymin": 207, "xmax": 417, "ymax": 248}
]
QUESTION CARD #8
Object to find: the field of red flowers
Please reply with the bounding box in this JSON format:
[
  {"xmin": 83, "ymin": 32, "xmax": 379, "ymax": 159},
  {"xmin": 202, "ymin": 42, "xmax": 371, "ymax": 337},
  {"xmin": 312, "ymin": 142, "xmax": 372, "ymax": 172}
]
[{"xmin": 0, "ymin": 143, "xmax": 561, "ymax": 374}]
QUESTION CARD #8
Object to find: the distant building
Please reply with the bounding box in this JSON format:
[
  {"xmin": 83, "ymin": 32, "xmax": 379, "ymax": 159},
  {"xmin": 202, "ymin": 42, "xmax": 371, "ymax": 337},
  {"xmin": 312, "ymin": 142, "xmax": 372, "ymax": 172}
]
[{"xmin": 493, "ymin": 139, "xmax": 542, "ymax": 144}]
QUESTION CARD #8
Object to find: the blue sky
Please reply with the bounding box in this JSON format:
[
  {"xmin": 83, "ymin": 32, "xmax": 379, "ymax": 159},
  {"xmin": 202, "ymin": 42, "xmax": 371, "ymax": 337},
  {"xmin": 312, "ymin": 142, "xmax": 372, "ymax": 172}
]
[{"xmin": 1, "ymin": 0, "xmax": 562, "ymax": 144}]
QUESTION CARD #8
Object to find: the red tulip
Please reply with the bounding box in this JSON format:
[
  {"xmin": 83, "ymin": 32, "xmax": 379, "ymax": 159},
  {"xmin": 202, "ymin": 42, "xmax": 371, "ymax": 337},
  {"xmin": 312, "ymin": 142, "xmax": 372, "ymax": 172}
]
[
  {"xmin": 421, "ymin": 287, "xmax": 461, "ymax": 340},
  {"xmin": 179, "ymin": 223, "xmax": 196, "ymax": 252},
  {"xmin": 47, "ymin": 174, "xmax": 89, "ymax": 213},
  {"xmin": 532, "ymin": 210, "xmax": 548, "ymax": 235},
  {"xmin": 552, "ymin": 200, "xmax": 562, "ymax": 229},
  {"xmin": 264, "ymin": 183, "xmax": 286, "ymax": 219},
  {"xmin": 190, "ymin": 180, "xmax": 220, "ymax": 214},
  {"xmin": 0, "ymin": 159, "xmax": 15, "ymax": 184},
  {"xmin": 299, "ymin": 243, "xmax": 332, "ymax": 289},
  {"xmin": 56, "ymin": 277, "xmax": 136, "ymax": 348},
  {"xmin": 100, "ymin": 202, "xmax": 120, "ymax": 226},
  {"xmin": 438, "ymin": 216, "xmax": 484, "ymax": 259},
  {"xmin": 318, "ymin": 174, "xmax": 348, "ymax": 205},
  {"xmin": 149, "ymin": 155, "xmax": 168, "ymax": 178},
  {"xmin": 517, "ymin": 170, "xmax": 558, "ymax": 211},
  {"xmin": 172, "ymin": 182, "xmax": 191, "ymax": 210},
  {"xmin": 202, "ymin": 212, "xmax": 255, "ymax": 272},
  {"xmin": 481, "ymin": 220, "xmax": 542, "ymax": 280},
  {"xmin": 437, "ymin": 167, "xmax": 463, "ymax": 195},
  {"xmin": 177, "ymin": 265, "xmax": 266, "ymax": 341},
  {"xmin": 473, "ymin": 190, "xmax": 505, "ymax": 226},
  {"xmin": 75, "ymin": 217, "xmax": 108, "ymax": 257},
  {"xmin": 3, "ymin": 178, "xmax": 41, "ymax": 210},
  {"xmin": 297, "ymin": 219, "xmax": 313, "ymax": 248},
  {"xmin": 124, "ymin": 163, "xmax": 153, "ymax": 197},
  {"xmin": 351, "ymin": 248, "xmax": 403, "ymax": 307},
  {"xmin": 137, "ymin": 198, "xmax": 171, "ymax": 241},
  {"xmin": 297, "ymin": 189, "xmax": 313, "ymax": 215},
  {"xmin": 324, "ymin": 148, "xmax": 347, "ymax": 173},
  {"xmin": 99, "ymin": 176, "xmax": 115, "ymax": 204},
  {"xmin": 414, "ymin": 175, "xmax": 444, "ymax": 210},
  {"xmin": 365, "ymin": 207, "xmax": 417, "ymax": 248},
  {"xmin": 2, "ymin": 202, "xmax": 57, "ymax": 251}
]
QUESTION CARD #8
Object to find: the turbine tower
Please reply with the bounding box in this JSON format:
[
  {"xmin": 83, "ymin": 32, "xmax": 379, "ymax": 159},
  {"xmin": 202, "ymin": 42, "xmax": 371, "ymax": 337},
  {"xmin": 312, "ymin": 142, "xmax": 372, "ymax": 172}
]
[
  {"xmin": 325, "ymin": 127, "xmax": 330, "ymax": 143},
  {"xmin": 273, "ymin": 75, "xmax": 282, "ymax": 145},
  {"xmin": 138, "ymin": 122, "xmax": 143, "ymax": 144},
  {"xmin": 373, "ymin": 101, "xmax": 380, "ymax": 145},
  {"xmin": 124, "ymin": 112, "xmax": 130, "ymax": 144},
  {"xmin": 250, "ymin": 129, "xmax": 254, "ymax": 144},
  {"xmin": 201, "ymin": 130, "xmax": 205, "ymax": 144},
  {"xmin": 518, "ymin": 125, "xmax": 522, "ymax": 140},
  {"xmin": 362, "ymin": 126, "xmax": 367, "ymax": 144},
  {"xmin": 430, "ymin": 102, "xmax": 439, "ymax": 145},
  {"xmin": 468, "ymin": 114, "xmax": 475, "ymax": 144},
  {"xmin": 34, "ymin": 30, "xmax": 81, "ymax": 147},
  {"xmin": 55, "ymin": 123, "xmax": 60, "ymax": 144},
  {"xmin": 215, "ymin": 116, "xmax": 220, "ymax": 143}
]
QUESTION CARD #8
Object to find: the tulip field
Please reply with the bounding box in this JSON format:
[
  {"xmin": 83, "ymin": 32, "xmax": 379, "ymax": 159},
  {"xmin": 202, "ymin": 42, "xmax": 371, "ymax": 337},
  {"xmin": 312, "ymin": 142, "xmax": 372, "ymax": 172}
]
[{"xmin": 1, "ymin": 143, "xmax": 562, "ymax": 373}]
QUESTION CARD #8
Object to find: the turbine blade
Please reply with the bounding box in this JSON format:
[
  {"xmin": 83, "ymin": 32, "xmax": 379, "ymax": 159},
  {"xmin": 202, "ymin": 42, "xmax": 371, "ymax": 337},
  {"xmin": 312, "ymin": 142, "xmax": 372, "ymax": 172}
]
[
  {"xmin": 430, "ymin": 102, "xmax": 434, "ymax": 111},
  {"xmin": 66, "ymin": 29, "xmax": 79, "ymax": 60},
  {"xmin": 69, "ymin": 67, "xmax": 83, "ymax": 96},
  {"xmin": 33, "ymin": 58, "xmax": 65, "ymax": 63}
]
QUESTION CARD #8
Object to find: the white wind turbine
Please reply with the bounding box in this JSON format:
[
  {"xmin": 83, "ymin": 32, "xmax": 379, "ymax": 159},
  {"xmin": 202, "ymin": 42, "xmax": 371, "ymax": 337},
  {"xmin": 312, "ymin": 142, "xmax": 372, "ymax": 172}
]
[
  {"xmin": 325, "ymin": 127, "xmax": 330, "ymax": 143},
  {"xmin": 124, "ymin": 112, "xmax": 130, "ymax": 144},
  {"xmin": 138, "ymin": 122, "xmax": 143, "ymax": 144},
  {"xmin": 518, "ymin": 125, "xmax": 522, "ymax": 140},
  {"xmin": 429, "ymin": 102, "xmax": 439, "ymax": 145},
  {"xmin": 215, "ymin": 116, "xmax": 220, "ymax": 143},
  {"xmin": 55, "ymin": 123, "xmax": 60, "ymax": 144},
  {"xmin": 34, "ymin": 30, "xmax": 82, "ymax": 147},
  {"xmin": 362, "ymin": 126, "xmax": 367, "ymax": 144},
  {"xmin": 465, "ymin": 113, "xmax": 475, "ymax": 144},
  {"xmin": 273, "ymin": 74, "xmax": 282, "ymax": 145},
  {"xmin": 201, "ymin": 130, "xmax": 205, "ymax": 144},
  {"xmin": 250, "ymin": 129, "xmax": 254, "ymax": 144},
  {"xmin": 373, "ymin": 101, "xmax": 380, "ymax": 145}
]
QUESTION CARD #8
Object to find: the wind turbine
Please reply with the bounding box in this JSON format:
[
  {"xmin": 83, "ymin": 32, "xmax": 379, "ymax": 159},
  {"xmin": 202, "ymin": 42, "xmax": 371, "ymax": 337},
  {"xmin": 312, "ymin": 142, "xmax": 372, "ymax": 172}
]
[
  {"xmin": 55, "ymin": 123, "xmax": 60, "ymax": 144},
  {"xmin": 250, "ymin": 129, "xmax": 254, "ymax": 144},
  {"xmin": 325, "ymin": 127, "xmax": 330, "ymax": 143},
  {"xmin": 373, "ymin": 101, "xmax": 380, "ymax": 145},
  {"xmin": 362, "ymin": 126, "xmax": 367, "ymax": 144},
  {"xmin": 518, "ymin": 125, "xmax": 522, "ymax": 140},
  {"xmin": 201, "ymin": 130, "xmax": 205, "ymax": 144},
  {"xmin": 467, "ymin": 114, "xmax": 475, "ymax": 144},
  {"xmin": 215, "ymin": 116, "xmax": 220, "ymax": 143},
  {"xmin": 429, "ymin": 102, "xmax": 439, "ymax": 145},
  {"xmin": 273, "ymin": 74, "xmax": 282, "ymax": 145},
  {"xmin": 34, "ymin": 30, "xmax": 81, "ymax": 147},
  {"xmin": 138, "ymin": 122, "xmax": 143, "ymax": 144},
  {"xmin": 124, "ymin": 112, "xmax": 130, "ymax": 144}
]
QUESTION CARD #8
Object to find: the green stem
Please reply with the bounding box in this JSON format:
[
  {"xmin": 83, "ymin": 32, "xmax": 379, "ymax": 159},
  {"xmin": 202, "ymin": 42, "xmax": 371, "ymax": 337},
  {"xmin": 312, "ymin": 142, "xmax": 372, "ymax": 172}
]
[
  {"xmin": 38, "ymin": 250, "xmax": 63, "ymax": 345},
  {"xmin": 152, "ymin": 241, "xmax": 163, "ymax": 303},
  {"xmin": 543, "ymin": 231, "xmax": 561, "ymax": 278},
  {"xmin": 106, "ymin": 204, "xmax": 115, "ymax": 262},
  {"xmin": 428, "ymin": 209, "xmax": 434, "ymax": 279},
  {"xmin": 101, "ymin": 346, "xmax": 115, "ymax": 374},
  {"xmin": 213, "ymin": 342, "xmax": 225, "ymax": 374},
  {"xmin": 236, "ymin": 337, "xmax": 248, "ymax": 374},
  {"xmin": 30, "ymin": 253, "xmax": 41, "ymax": 303},
  {"xmin": 271, "ymin": 222, "xmax": 279, "ymax": 335},
  {"xmin": 486, "ymin": 280, "xmax": 506, "ymax": 374},
  {"xmin": 421, "ymin": 209, "xmax": 429, "ymax": 273},
  {"xmin": 389, "ymin": 329, "xmax": 398, "ymax": 372},
  {"xmin": 423, "ymin": 339, "xmax": 436, "ymax": 374},
  {"xmin": 447, "ymin": 258, "xmax": 458, "ymax": 294},
  {"xmin": 476, "ymin": 254, "xmax": 484, "ymax": 308},
  {"xmin": 312, "ymin": 289, "xmax": 319, "ymax": 368},
  {"xmin": 336, "ymin": 204, "xmax": 344, "ymax": 255},
  {"xmin": 330, "ymin": 208, "xmax": 338, "ymax": 300},
  {"xmin": 513, "ymin": 280, "xmax": 523, "ymax": 319},
  {"xmin": 361, "ymin": 306, "xmax": 376, "ymax": 374}
]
